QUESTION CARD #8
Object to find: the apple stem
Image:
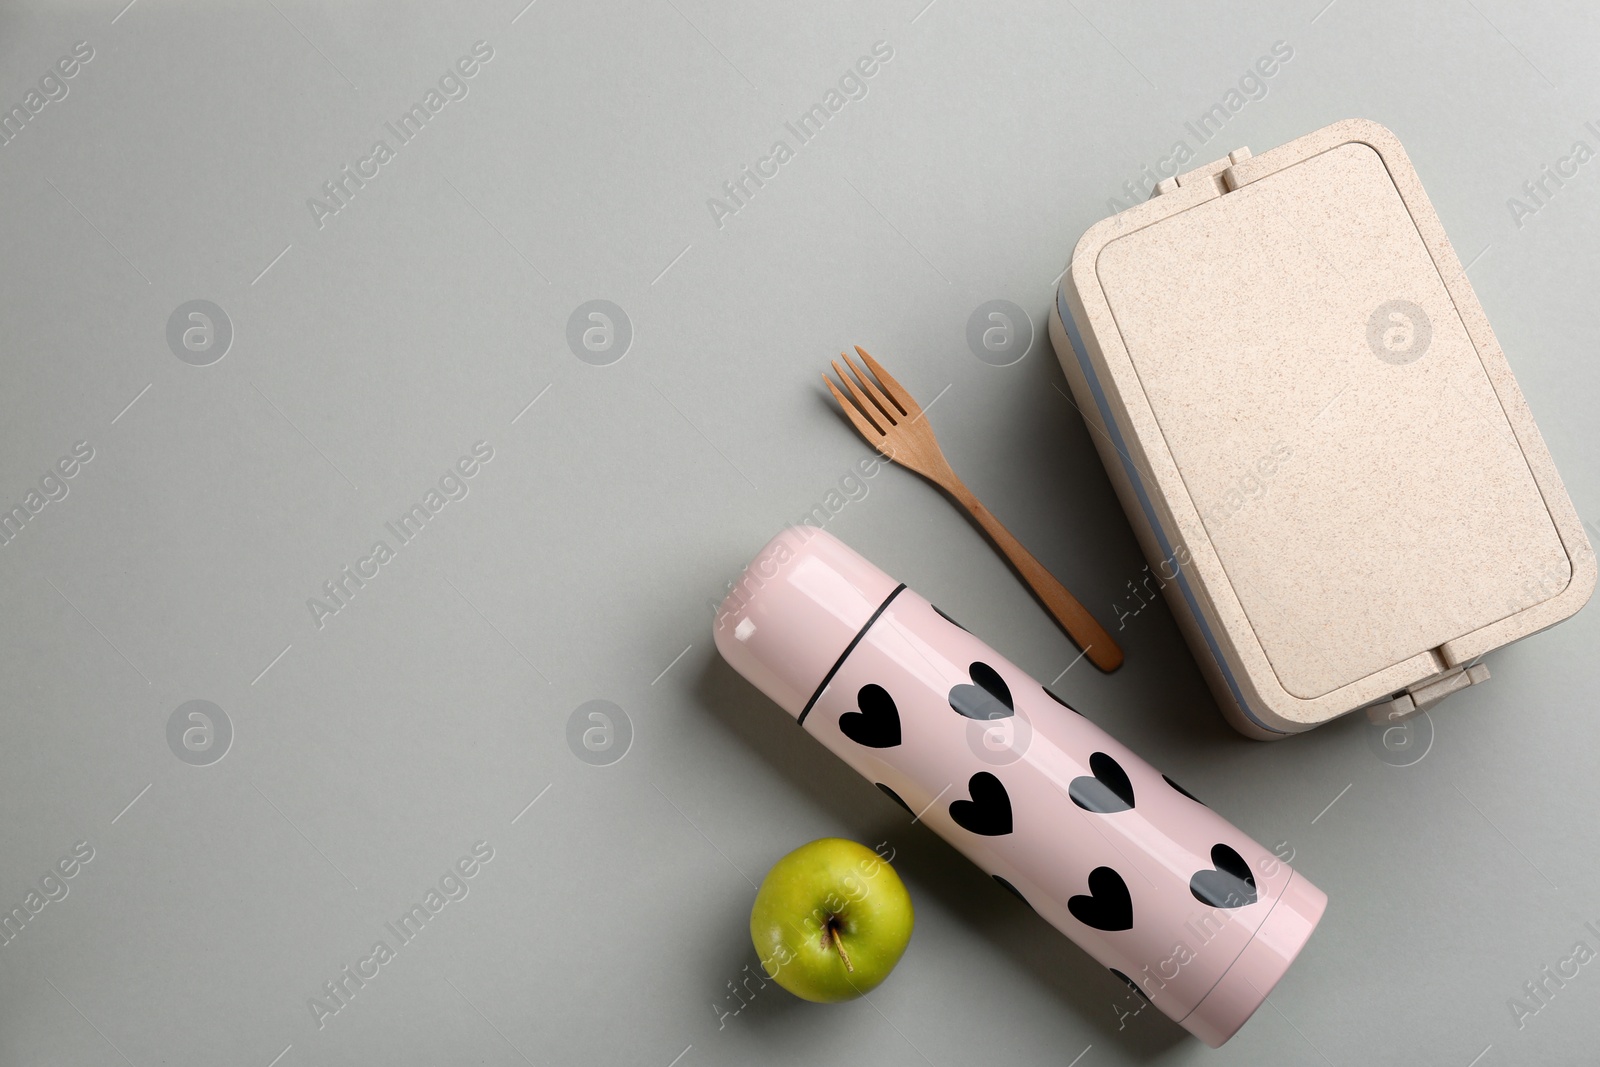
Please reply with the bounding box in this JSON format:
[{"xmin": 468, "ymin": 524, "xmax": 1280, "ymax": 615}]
[{"xmin": 823, "ymin": 916, "xmax": 854, "ymax": 973}]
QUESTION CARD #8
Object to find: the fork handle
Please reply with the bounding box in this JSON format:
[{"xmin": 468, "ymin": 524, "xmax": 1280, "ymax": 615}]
[{"xmin": 942, "ymin": 475, "xmax": 1124, "ymax": 672}]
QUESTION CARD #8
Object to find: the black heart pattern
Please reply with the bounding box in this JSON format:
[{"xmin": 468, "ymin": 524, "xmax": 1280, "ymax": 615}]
[
  {"xmin": 1068, "ymin": 866, "xmax": 1133, "ymax": 931},
  {"xmin": 949, "ymin": 771, "xmax": 1013, "ymax": 836},
  {"xmin": 1069, "ymin": 752, "xmax": 1136, "ymax": 814},
  {"xmin": 1189, "ymin": 844, "xmax": 1257, "ymax": 909},
  {"xmin": 949, "ymin": 662, "xmax": 1013, "ymax": 721},
  {"xmin": 840, "ymin": 684, "xmax": 901, "ymax": 748},
  {"xmin": 1163, "ymin": 774, "xmax": 1204, "ymax": 805},
  {"xmin": 932, "ymin": 605, "xmax": 970, "ymax": 633},
  {"xmin": 875, "ymin": 783, "xmax": 913, "ymax": 815}
]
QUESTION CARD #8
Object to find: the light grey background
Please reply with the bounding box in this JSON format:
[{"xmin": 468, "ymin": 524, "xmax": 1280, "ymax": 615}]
[{"xmin": 2, "ymin": 1, "xmax": 1597, "ymax": 1064}]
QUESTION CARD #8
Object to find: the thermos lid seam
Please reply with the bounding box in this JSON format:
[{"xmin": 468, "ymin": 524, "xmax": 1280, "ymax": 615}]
[{"xmin": 796, "ymin": 583, "xmax": 906, "ymax": 725}]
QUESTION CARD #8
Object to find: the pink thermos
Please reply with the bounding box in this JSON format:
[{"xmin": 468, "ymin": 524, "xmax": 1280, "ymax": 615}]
[{"xmin": 713, "ymin": 527, "xmax": 1325, "ymax": 1047}]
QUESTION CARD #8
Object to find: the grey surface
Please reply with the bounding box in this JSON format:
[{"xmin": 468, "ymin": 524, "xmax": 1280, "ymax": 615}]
[{"xmin": 1, "ymin": 1, "xmax": 1597, "ymax": 1064}]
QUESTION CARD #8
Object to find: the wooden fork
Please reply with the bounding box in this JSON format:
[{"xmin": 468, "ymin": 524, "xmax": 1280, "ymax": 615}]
[{"xmin": 825, "ymin": 346, "xmax": 1124, "ymax": 673}]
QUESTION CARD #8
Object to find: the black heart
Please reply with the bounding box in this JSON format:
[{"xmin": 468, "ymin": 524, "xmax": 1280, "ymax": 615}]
[
  {"xmin": 1163, "ymin": 774, "xmax": 1204, "ymax": 805},
  {"xmin": 1068, "ymin": 866, "xmax": 1133, "ymax": 931},
  {"xmin": 1042, "ymin": 686, "xmax": 1083, "ymax": 716},
  {"xmin": 1189, "ymin": 844, "xmax": 1257, "ymax": 909},
  {"xmin": 840, "ymin": 684, "xmax": 901, "ymax": 748},
  {"xmin": 992, "ymin": 875, "xmax": 1034, "ymax": 911},
  {"xmin": 932, "ymin": 605, "xmax": 970, "ymax": 633},
  {"xmin": 1069, "ymin": 752, "xmax": 1136, "ymax": 813},
  {"xmin": 949, "ymin": 771, "xmax": 1013, "ymax": 836},
  {"xmin": 876, "ymin": 783, "xmax": 913, "ymax": 815},
  {"xmin": 949, "ymin": 662, "xmax": 1013, "ymax": 721}
]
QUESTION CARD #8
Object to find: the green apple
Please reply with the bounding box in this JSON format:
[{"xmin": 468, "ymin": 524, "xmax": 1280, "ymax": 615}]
[{"xmin": 749, "ymin": 837, "xmax": 914, "ymax": 1003}]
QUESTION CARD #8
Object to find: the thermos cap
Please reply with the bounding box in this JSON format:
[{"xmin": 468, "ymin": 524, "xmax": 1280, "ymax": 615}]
[
  {"xmin": 1185, "ymin": 870, "xmax": 1329, "ymax": 1047},
  {"xmin": 713, "ymin": 527, "xmax": 900, "ymax": 719}
]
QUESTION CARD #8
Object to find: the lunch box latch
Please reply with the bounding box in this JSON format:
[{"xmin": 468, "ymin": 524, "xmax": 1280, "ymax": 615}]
[
  {"xmin": 1153, "ymin": 147, "xmax": 1253, "ymax": 200},
  {"xmin": 1365, "ymin": 662, "xmax": 1492, "ymax": 724}
]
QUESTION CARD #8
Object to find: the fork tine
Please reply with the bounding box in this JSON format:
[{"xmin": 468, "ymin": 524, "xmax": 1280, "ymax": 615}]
[
  {"xmin": 833, "ymin": 358, "xmax": 896, "ymax": 428},
  {"xmin": 853, "ymin": 346, "xmax": 917, "ymax": 418},
  {"xmin": 824, "ymin": 374, "xmax": 887, "ymax": 442},
  {"xmin": 841, "ymin": 352, "xmax": 898, "ymax": 424}
]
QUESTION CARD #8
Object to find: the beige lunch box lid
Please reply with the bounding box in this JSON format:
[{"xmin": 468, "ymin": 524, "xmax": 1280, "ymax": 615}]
[{"xmin": 1052, "ymin": 118, "xmax": 1595, "ymax": 738}]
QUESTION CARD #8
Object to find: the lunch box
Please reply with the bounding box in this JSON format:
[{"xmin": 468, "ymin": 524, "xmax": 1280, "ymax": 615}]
[{"xmin": 1050, "ymin": 119, "xmax": 1594, "ymax": 738}]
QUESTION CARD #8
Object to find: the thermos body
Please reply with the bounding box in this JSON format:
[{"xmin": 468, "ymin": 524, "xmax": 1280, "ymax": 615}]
[{"xmin": 714, "ymin": 527, "xmax": 1326, "ymax": 1047}]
